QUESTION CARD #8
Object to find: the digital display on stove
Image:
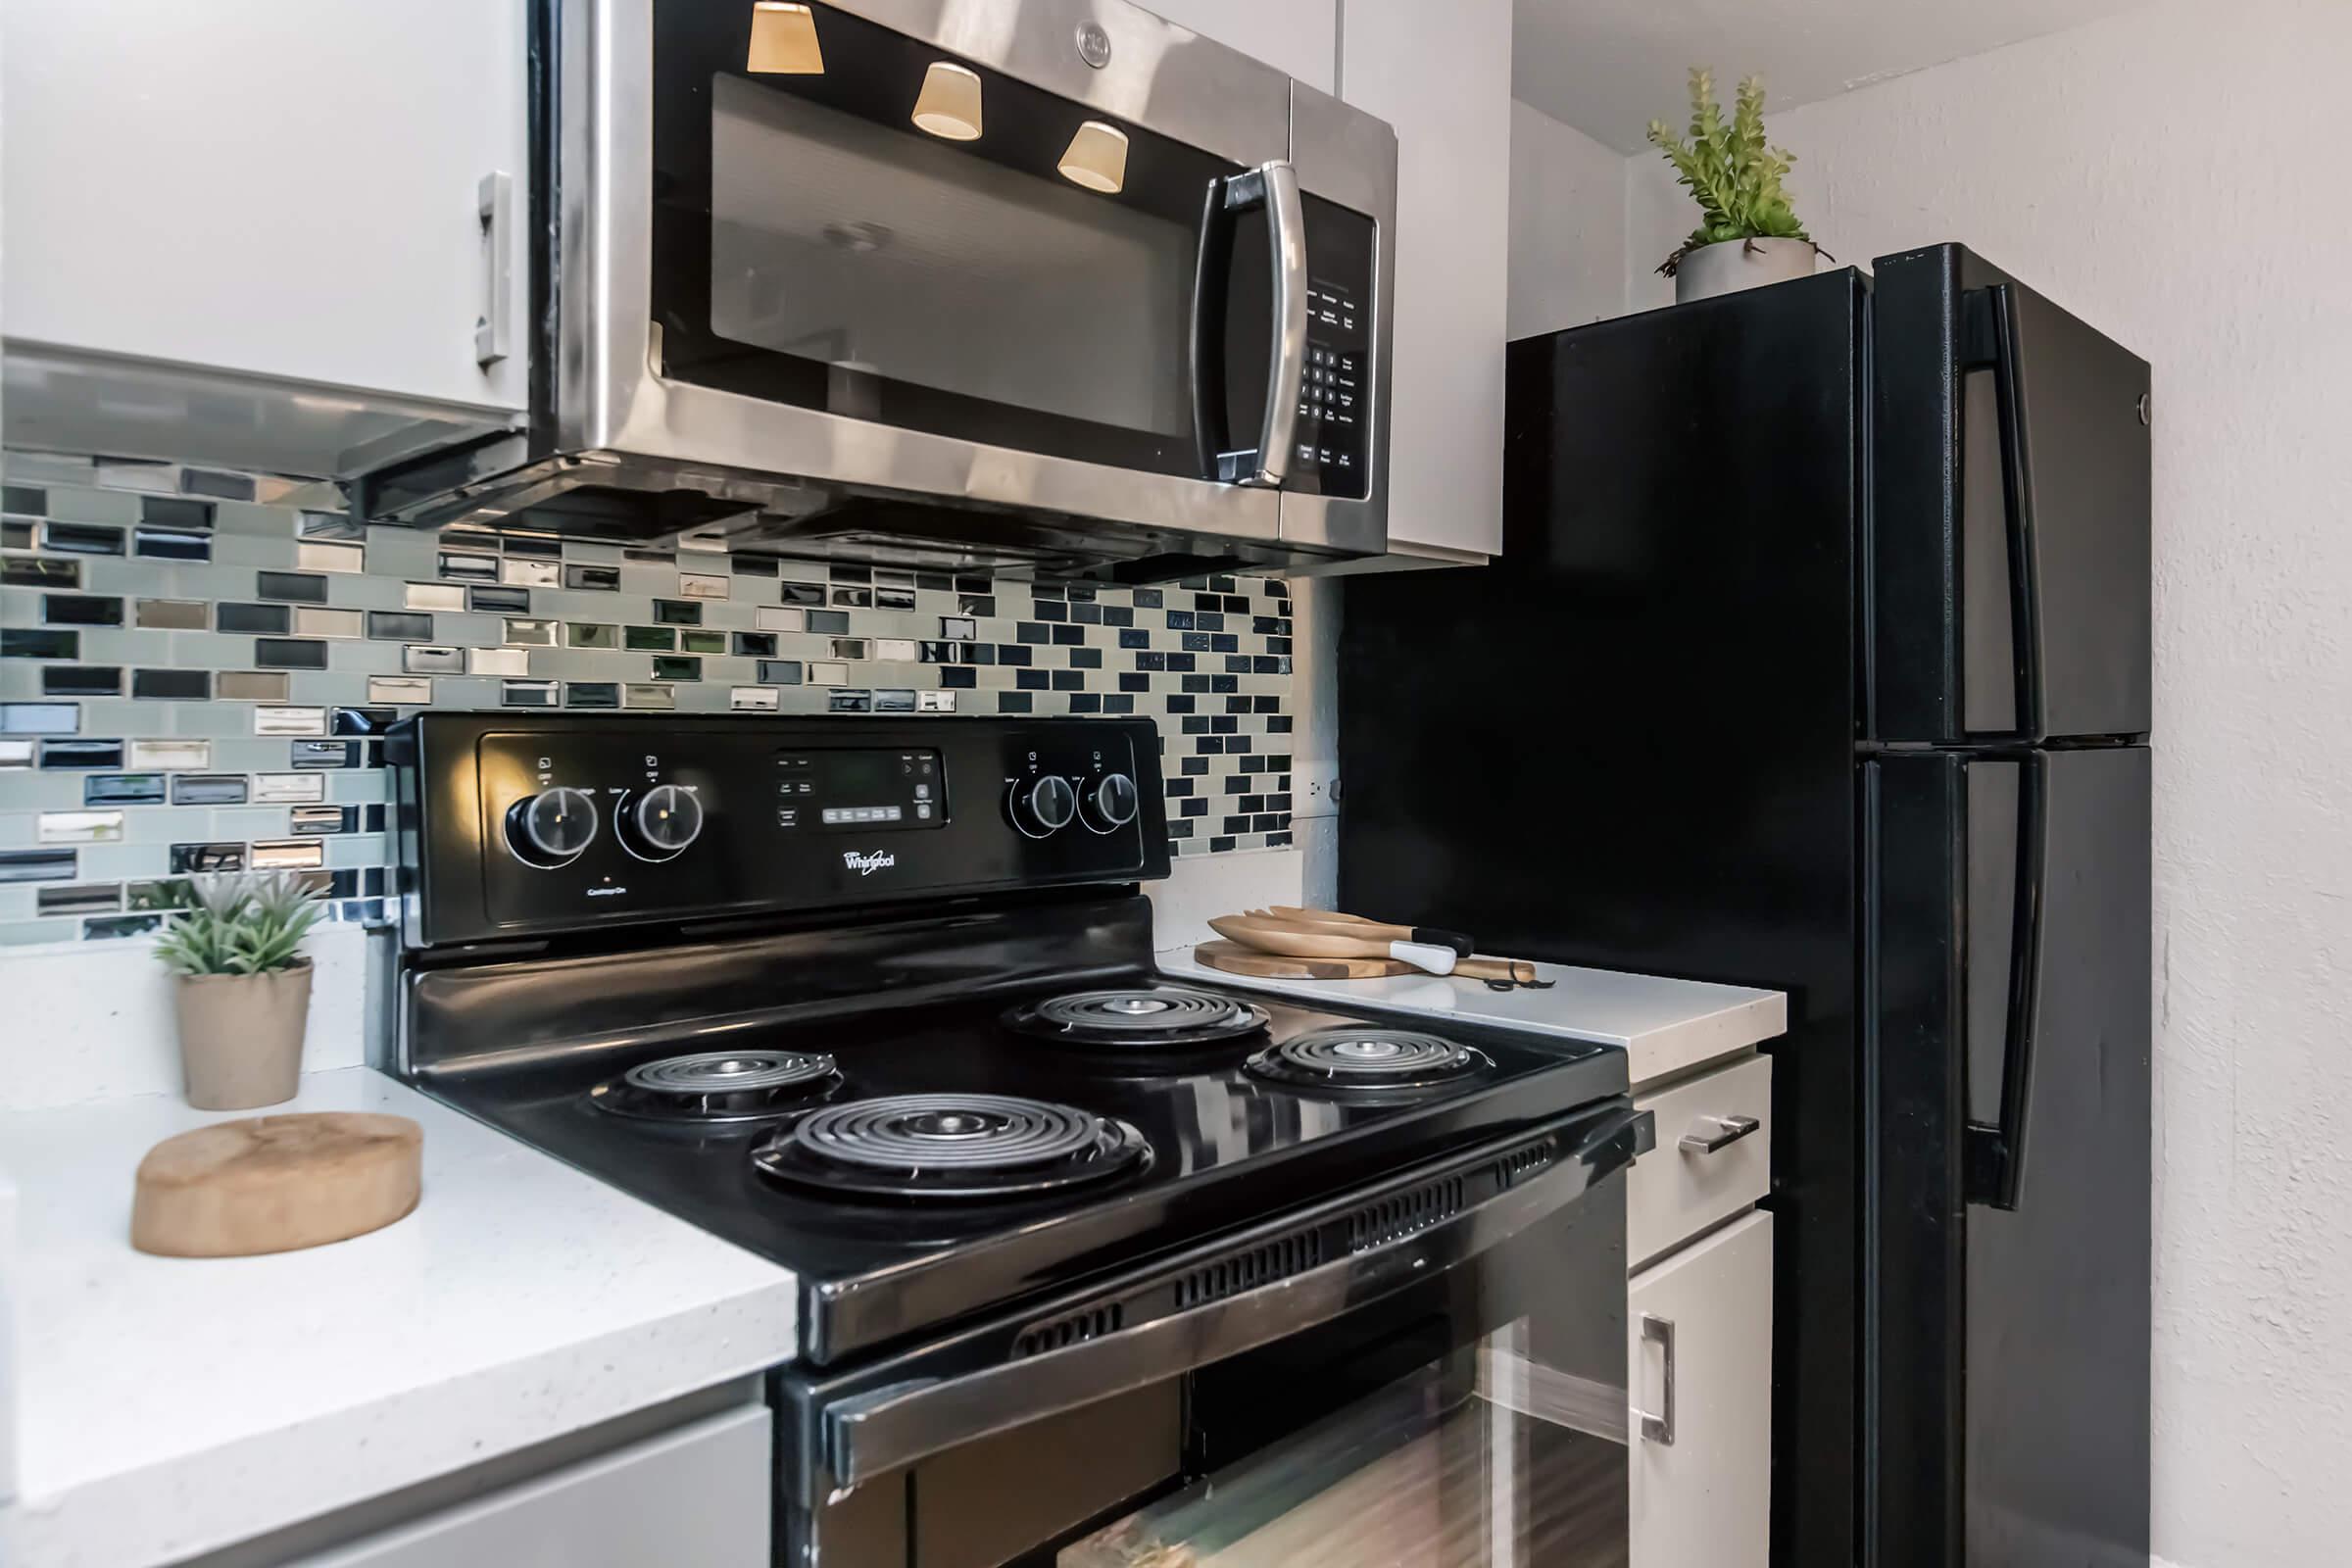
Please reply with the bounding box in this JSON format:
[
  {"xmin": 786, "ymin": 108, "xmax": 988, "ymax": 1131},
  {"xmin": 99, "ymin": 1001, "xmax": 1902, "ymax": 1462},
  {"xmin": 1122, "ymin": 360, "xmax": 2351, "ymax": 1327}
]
[{"xmin": 776, "ymin": 747, "xmax": 945, "ymax": 832}]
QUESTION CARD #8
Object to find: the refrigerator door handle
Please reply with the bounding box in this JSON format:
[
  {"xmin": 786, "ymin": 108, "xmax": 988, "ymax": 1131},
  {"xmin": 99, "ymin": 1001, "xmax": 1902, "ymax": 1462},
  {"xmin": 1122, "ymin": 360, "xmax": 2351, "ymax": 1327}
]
[
  {"xmin": 1961, "ymin": 283, "xmax": 2044, "ymax": 741},
  {"xmin": 1965, "ymin": 751, "xmax": 2047, "ymax": 1209}
]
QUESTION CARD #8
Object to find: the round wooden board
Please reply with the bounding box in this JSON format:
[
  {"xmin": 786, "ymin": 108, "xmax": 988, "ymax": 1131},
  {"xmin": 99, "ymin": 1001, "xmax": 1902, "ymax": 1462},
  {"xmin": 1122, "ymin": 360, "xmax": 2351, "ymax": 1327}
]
[
  {"xmin": 1193, "ymin": 939, "xmax": 1414, "ymax": 981},
  {"xmin": 130, "ymin": 1111, "xmax": 423, "ymax": 1258}
]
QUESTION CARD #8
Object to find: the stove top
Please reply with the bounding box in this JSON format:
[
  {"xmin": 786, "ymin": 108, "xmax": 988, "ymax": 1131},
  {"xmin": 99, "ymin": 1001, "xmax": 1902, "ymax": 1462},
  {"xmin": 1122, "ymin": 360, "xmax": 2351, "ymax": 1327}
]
[
  {"xmin": 389, "ymin": 715, "xmax": 1626, "ymax": 1367},
  {"xmin": 412, "ymin": 957, "xmax": 1618, "ymax": 1363}
]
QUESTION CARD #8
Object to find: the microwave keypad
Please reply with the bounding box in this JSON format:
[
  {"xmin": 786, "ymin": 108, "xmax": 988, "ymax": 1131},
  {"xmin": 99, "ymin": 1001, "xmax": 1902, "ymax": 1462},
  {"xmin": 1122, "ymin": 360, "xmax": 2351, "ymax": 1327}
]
[
  {"xmin": 1292, "ymin": 292, "xmax": 1367, "ymax": 486},
  {"xmin": 1289, "ymin": 198, "xmax": 1376, "ymax": 499}
]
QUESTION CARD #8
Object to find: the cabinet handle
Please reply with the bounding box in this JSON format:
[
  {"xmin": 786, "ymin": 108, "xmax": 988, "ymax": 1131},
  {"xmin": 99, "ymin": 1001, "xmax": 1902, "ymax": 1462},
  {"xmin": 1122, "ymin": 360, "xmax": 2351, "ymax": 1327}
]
[
  {"xmin": 1636, "ymin": 1313, "xmax": 1676, "ymax": 1446},
  {"xmin": 475, "ymin": 171, "xmax": 514, "ymax": 368},
  {"xmin": 1680, "ymin": 1113, "xmax": 1761, "ymax": 1154}
]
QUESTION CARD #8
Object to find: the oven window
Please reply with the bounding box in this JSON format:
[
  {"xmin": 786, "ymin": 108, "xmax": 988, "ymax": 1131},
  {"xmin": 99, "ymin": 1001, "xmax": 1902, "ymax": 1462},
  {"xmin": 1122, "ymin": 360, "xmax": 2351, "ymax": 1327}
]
[
  {"xmin": 651, "ymin": 2, "xmax": 1259, "ymax": 477},
  {"xmin": 1065, "ymin": 1328, "xmax": 1628, "ymax": 1568}
]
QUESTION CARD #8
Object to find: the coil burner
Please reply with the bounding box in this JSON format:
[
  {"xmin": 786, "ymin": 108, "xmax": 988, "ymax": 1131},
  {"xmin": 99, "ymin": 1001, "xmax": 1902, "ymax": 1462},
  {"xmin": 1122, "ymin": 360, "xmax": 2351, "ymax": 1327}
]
[
  {"xmin": 752, "ymin": 1093, "xmax": 1152, "ymax": 1200},
  {"xmin": 1244, "ymin": 1029, "xmax": 1493, "ymax": 1095},
  {"xmin": 590, "ymin": 1050, "xmax": 839, "ymax": 1123},
  {"xmin": 1004, "ymin": 987, "xmax": 1269, "ymax": 1051}
]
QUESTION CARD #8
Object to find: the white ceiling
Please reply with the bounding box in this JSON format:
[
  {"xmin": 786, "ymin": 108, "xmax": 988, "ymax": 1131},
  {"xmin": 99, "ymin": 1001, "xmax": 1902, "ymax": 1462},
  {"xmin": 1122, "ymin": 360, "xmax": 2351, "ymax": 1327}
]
[{"xmin": 1513, "ymin": 0, "xmax": 2146, "ymax": 152}]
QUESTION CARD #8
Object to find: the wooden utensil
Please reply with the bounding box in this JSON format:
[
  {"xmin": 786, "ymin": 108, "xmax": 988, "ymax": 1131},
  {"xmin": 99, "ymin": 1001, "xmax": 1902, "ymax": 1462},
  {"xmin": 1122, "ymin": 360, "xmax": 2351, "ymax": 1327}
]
[
  {"xmin": 1209, "ymin": 914, "xmax": 1461, "ymax": 973},
  {"xmin": 1207, "ymin": 916, "xmax": 1541, "ymax": 985},
  {"xmin": 1194, "ymin": 939, "xmax": 1416, "ymax": 981},
  {"xmin": 1261, "ymin": 906, "xmax": 1473, "ymax": 957},
  {"xmin": 130, "ymin": 1111, "xmax": 422, "ymax": 1258},
  {"xmin": 1257, "ymin": 908, "xmax": 1546, "ymax": 988}
]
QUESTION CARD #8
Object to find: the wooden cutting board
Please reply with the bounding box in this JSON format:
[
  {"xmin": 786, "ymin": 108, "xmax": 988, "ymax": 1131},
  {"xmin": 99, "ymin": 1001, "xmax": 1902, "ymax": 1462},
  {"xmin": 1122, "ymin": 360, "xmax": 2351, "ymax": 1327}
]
[
  {"xmin": 1193, "ymin": 939, "xmax": 1415, "ymax": 981},
  {"xmin": 130, "ymin": 1111, "xmax": 423, "ymax": 1258}
]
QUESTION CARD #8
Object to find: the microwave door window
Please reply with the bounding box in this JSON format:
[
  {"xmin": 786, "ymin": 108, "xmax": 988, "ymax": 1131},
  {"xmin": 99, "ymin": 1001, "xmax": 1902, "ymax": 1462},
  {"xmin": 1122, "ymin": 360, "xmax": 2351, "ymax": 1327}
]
[
  {"xmin": 709, "ymin": 76, "xmax": 1188, "ymax": 439},
  {"xmin": 652, "ymin": 5, "xmax": 1246, "ymax": 479}
]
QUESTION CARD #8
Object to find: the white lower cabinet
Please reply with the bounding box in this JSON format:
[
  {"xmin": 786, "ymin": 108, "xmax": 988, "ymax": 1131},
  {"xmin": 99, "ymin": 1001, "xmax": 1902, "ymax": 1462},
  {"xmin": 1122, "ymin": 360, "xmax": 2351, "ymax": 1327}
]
[
  {"xmin": 1629, "ymin": 1210, "xmax": 1774, "ymax": 1568},
  {"xmin": 296, "ymin": 1404, "xmax": 770, "ymax": 1568}
]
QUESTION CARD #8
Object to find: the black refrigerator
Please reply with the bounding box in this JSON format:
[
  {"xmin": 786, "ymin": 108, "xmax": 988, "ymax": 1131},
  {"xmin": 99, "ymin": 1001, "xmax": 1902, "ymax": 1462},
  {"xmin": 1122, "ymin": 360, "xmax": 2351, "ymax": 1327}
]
[{"xmin": 1337, "ymin": 244, "xmax": 2150, "ymax": 1568}]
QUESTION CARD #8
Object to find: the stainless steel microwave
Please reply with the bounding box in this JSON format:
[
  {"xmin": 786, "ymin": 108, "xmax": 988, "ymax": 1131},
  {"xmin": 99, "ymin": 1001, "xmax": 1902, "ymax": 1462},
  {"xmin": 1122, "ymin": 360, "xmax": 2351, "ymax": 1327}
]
[{"xmin": 359, "ymin": 0, "xmax": 1397, "ymax": 581}]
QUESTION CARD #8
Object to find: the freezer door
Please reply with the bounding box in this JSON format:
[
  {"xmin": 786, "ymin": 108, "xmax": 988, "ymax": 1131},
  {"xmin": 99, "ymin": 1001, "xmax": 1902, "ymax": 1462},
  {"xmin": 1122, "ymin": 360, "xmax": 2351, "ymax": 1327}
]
[
  {"xmin": 1863, "ymin": 746, "xmax": 2150, "ymax": 1567},
  {"xmin": 1872, "ymin": 243, "xmax": 2152, "ymax": 744}
]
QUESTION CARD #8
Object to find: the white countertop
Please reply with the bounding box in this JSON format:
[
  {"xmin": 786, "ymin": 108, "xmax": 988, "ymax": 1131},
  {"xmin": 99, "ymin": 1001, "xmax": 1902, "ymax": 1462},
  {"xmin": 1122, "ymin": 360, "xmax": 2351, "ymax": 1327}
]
[
  {"xmin": 1157, "ymin": 948, "xmax": 1787, "ymax": 1086},
  {"xmin": 0, "ymin": 1067, "xmax": 800, "ymax": 1568}
]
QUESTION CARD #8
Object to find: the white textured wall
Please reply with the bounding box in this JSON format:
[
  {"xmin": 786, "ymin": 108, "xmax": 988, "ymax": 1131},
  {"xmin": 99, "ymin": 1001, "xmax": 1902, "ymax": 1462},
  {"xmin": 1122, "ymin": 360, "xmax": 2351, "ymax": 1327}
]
[
  {"xmin": 1607, "ymin": 5, "xmax": 2352, "ymax": 1564},
  {"xmin": 1507, "ymin": 99, "xmax": 1627, "ymax": 335}
]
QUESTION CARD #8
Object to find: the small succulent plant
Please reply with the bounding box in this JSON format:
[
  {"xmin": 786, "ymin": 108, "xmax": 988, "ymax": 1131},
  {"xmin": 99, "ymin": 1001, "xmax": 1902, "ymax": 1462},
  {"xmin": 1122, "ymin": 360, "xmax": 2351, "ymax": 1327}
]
[
  {"xmin": 154, "ymin": 872, "xmax": 324, "ymax": 978},
  {"xmin": 1648, "ymin": 69, "xmax": 1816, "ymax": 276}
]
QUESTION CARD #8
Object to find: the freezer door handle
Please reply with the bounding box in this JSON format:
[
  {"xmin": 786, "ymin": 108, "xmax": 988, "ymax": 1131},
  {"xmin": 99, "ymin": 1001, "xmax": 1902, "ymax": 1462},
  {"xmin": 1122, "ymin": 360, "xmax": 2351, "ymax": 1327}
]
[
  {"xmin": 1965, "ymin": 752, "xmax": 2047, "ymax": 1209},
  {"xmin": 1961, "ymin": 282, "xmax": 2044, "ymax": 741}
]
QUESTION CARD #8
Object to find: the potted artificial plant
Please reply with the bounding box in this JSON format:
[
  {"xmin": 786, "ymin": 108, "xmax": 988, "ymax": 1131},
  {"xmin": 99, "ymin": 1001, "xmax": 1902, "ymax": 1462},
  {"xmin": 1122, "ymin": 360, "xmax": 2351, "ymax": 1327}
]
[
  {"xmin": 155, "ymin": 872, "xmax": 325, "ymax": 1110},
  {"xmin": 1648, "ymin": 69, "xmax": 1823, "ymax": 303}
]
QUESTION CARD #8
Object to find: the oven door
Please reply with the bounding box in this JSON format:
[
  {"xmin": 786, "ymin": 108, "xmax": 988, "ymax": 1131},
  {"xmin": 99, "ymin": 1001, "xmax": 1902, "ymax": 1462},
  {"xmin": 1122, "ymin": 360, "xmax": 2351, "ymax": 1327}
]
[
  {"xmin": 774, "ymin": 1102, "xmax": 1648, "ymax": 1568},
  {"xmin": 558, "ymin": 0, "xmax": 1388, "ymax": 562}
]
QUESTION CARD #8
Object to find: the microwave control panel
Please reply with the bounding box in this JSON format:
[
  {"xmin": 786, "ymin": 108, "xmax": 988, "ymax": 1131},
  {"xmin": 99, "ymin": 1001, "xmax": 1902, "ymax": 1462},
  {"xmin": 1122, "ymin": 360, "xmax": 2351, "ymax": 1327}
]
[{"xmin": 1291, "ymin": 195, "xmax": 1377, "ymax": 499}]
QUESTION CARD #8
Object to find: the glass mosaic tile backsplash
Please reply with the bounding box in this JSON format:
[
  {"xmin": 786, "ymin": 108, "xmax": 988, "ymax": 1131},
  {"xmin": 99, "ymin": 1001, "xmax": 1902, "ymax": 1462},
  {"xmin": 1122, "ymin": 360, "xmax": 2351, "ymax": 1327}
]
[{"xmin": 0, "ymin": 455, "xmax": 1296, "ymax": 946}]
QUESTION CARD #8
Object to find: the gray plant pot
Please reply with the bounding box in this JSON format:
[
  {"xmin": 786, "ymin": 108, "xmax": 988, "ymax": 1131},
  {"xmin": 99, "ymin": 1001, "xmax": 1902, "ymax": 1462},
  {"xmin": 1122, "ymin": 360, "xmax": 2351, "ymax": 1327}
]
[
  {"xmin": 174, "ymin": 960, "xmax": 313, "ymax": 1110},
  {"xmin": 1675, "ymin": 237, "xmax": 1819, "ymax": 304}
]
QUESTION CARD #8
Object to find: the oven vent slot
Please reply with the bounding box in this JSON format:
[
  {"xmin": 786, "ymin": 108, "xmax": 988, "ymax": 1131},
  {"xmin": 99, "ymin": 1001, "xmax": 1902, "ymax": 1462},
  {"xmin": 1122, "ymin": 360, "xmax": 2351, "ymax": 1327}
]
[
  {"xmin": 1346, "ymin": 1175, "xmax": 1467, "ymax": 1251},
  {"xmin": 1495, "ymin": 1139, "xmax": 1556, "ymax": 1189},
  {"xmin": 1014, "ymin": 1301, "xmax": 1125, "ymax": 1358},
  {"xmin": 1172, "ymin": 1229, "xmax": 1326, "ymax": 1312}
]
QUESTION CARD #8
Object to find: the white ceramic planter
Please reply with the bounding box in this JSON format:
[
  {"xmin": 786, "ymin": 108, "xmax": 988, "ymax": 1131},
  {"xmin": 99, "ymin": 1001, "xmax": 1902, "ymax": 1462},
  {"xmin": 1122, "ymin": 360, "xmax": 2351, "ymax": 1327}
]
[{"xmin": 1675, "ymin": 237, "xmax": 1819, "ymax": 304}]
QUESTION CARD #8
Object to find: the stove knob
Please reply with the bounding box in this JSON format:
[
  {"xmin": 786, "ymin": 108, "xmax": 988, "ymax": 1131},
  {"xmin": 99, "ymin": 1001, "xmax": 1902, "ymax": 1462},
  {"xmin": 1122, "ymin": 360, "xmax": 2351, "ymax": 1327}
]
[
  {"xmin": 1079, "ymin": 771, "xmax": 1139, "ymax": 833},
  {"xmin": 618, "ymin": 783, "xmax": 704, "ymax": 860},
  {"xmin": 1007, "ymin": 773, "xmax": 1077, "ymax": 838},
  {"xmin": 505, "ymin": 787, "xmax": 599, "ymax": 867}
]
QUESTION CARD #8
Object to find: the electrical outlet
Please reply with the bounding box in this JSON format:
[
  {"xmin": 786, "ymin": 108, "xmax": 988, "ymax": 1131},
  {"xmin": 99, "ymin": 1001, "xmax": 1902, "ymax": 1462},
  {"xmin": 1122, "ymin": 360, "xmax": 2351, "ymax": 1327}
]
[{"xmin": 1294, "ymin": 759, "xmax": 1341, "ymax": 818}]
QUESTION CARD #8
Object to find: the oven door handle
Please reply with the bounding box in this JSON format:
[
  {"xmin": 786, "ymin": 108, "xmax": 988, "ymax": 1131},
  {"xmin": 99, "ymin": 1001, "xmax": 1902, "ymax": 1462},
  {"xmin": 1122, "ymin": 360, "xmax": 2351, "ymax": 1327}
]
[{"xmin": 819, "ymin": 1106, "xmax": 1653, "ymax": 1494}]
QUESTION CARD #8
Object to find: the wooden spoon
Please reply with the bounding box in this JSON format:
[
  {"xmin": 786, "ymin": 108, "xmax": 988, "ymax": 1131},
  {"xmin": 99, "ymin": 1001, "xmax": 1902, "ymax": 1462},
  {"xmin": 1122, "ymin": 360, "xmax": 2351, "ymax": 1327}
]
[
  {"xmin": 1209, "ymin": 915, "xmax": 1541, "ymax": 985},
  {"xmin": 1252, "ymin": 906, "xmax": 1473, "ymax": 957}
]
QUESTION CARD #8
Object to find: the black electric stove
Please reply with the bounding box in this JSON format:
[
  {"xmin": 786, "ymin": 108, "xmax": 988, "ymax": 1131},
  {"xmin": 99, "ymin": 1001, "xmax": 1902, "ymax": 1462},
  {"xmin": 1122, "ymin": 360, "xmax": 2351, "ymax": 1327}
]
[
  {"xmin": 388, "ymin": 713, "xmax": 1642, "ymax": 1564},
  {"xmin": 388, "ymin": 712, "xmax": 1627, "ymax": 1361}
]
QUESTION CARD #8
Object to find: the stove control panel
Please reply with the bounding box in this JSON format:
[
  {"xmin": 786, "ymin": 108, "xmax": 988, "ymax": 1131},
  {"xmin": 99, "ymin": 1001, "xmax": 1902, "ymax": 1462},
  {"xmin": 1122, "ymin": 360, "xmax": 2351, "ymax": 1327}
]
[
  {"xmin": 775, "ymin": 747, "xmax": 944, "ymax": 833},
  {"xmin": 388, "ymin": 714, "xmax": 1169, "ymax": 948}
]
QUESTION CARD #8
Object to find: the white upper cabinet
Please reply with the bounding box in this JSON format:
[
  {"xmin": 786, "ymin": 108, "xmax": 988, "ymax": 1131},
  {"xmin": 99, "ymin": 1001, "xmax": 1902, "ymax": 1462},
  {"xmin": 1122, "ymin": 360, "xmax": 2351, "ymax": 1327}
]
[
  {"xmin": 1, "ymin": 0, "xmax": 529, "ymax": 476},
  {"xmin": 1141, "ymin": 0, "xmax": 1338, "ymax": 90},
  {"xmin": 1340, "ymin": 0, "xmax": 1512, "ymax": 561}
]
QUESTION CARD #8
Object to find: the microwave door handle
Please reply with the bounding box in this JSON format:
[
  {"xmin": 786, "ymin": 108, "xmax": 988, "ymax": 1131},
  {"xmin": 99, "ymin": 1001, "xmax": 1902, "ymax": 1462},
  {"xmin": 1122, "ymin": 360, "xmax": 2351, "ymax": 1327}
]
[
  {"xmin": 820, "ymin": 1107, "xmax": 1655, "ymax": 1492},
  {"xmin": 1245, "ymin": 159, "xmax": 1309, "ymax": 487},
  {"xmin": 1188, "ymin": 177, "xmax": 1237, "ymax": 480}
]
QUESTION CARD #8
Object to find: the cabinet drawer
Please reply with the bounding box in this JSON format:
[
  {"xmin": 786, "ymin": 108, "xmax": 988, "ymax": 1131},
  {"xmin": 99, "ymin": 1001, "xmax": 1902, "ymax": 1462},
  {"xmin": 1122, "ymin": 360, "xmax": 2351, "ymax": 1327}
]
[
  {"xmin": 1630, "ymin": 1210, "xmax": 1774, "ymax": 1568},
  {"xmin": 1628, "ymin": 1054, "xmax": 1771, "ymax": 1268},
  {"xmin": 298, "ymin": 1404, "xmax": 769, "ymax": 1568}
]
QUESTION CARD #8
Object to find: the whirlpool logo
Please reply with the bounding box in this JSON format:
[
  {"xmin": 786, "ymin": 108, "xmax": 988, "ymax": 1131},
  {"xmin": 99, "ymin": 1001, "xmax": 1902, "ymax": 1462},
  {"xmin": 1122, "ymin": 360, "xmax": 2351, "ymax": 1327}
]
[{"xmin": 842, "ymin": 849, "xmax": 898, "ymax": 877}]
